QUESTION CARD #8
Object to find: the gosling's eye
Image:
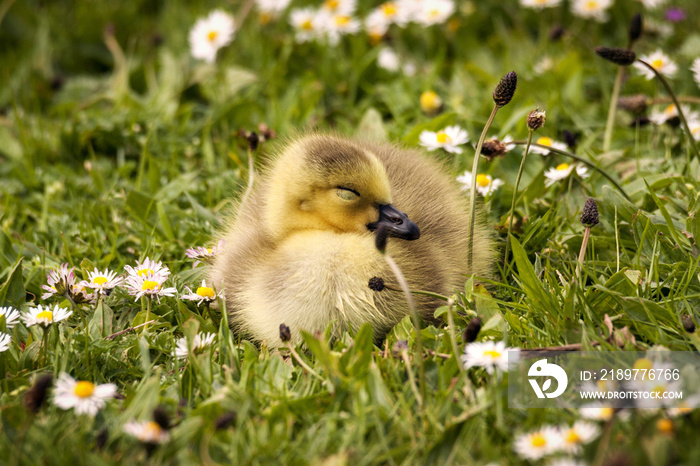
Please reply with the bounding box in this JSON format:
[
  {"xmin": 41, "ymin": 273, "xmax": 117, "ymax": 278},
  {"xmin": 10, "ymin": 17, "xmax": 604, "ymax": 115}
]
[{"xmin": 336, "ymin": 187, "xmax": 360, "ymax": 201}]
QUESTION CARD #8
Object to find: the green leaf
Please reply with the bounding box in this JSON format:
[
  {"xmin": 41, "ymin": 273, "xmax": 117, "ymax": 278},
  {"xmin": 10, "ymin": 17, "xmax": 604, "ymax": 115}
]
[
  {"xmin": 0, "ymin": 257, "xmax": 24, "ymax": 308},
  {"xmin": 89, "ymin": 301, "xmax": 114, "ymax": 338},
  {"xmin": 509, "ymin": 236, "xmax": 557, "ymax": 314}
]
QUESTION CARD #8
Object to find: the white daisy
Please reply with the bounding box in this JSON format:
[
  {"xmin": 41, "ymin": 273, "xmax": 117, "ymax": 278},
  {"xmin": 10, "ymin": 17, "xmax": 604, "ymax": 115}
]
[
  {"xmin": 377, "ymin": 47, "xmax": 400, "ymax": 72},
  {"xmin": 456, "ymin": 171, "xmax": 505, "ymax": 197},
  {"xmin": 530, "ymin": 136, "xmax": 568, "ymax": 155},
  {"xmin": 666, "ymin": 395, "xmax": 700, "ymax": 417},
  {"xmin": 174, "ymin": 332, "xmax": 217, "ymax": 359},
  {"xmin": 548, "ymin": 460, "xmax": 588, "ymax": 466},
  {"xmin": 520, "ymin": 0, "xmax": 562, "ymax": 9},
  {"xmin": 41, "ymin": 263, "xmax": 76, "ymax": 300},
  {"xmin": 634, "ymin": 50, "xmax": 678, "ymax": 80},
  {"xmin": 688, "ymin": 119, "xmax": 700, "ymax": 141},
  {"xmin": 0, "ymin": 333, "xmax": 11, "ymax": 353},
  {"xmin": 628, "ymin": 373, "xmax": 683, "ymax": 408},
  {"xmin": 637, "ymin": 0, "xmax": 667, "ymax": 8},
  {"xmin": 571, "ymin": 0, "xmax": 612, "ymax": 22},
  {"xmin": 83, "ymin": 268, "xmax": 124, "ymax": 294},
  {"xmin": 365, "ymin": 10, "xmax": 391, "ymax": 41},
  {"xmin": 69, "ymin": 282, "xmax": 97, "ymax": 305},
  {"xmin": 53, "ymin": 373, "xmax": 117, "ymax": 416},
  {"xmin": 255, "ymin": 0, "xmax": 291, "ymax": 24},
  {"xmin": 189, "ymin": 10, "xmax": 236, "ymax": 63},
  {"xmin": 370, "ymin": 2, "xmax": 412, "ymax": 28},
  {"xmin": 558, "ymin": 421, "xmax": 600, "ymax": 454},
  {"xmin": 0, "ymin": 306, "xmax": 21, "ymax": 329},
  {"xmin": 22, "ymin": 304, "xmax": 73, "ymax": 327},
  {"xmin": 544, "ymin": 163, "xmax": 589, "ymax": 187},
  {"xmin": 419, "ymin": 126, "xmax": 469, "ymax": 154},
  {"xmin": 123, "ymin": 420, "xmax": 170, "ymax": 444},
  {"xmin": 181, "ymin": 280, "xmax": 223, "ymax": 306},
  {"xmin": 290, "ymin": 8, "xmax": 324, "ymax": 43},
  {"xmin": 185, "ymin": 240, "xmax": 224, "ymax": 267},
  {"xmin": 461, "ymin": 340, "xmax": 519, "ymax": 374},
  {"xmin": 413, "ymin": 0, "xmax": 455, "ymax": 27},
  {"xmin": 402, "ymin": 61, "xmax": 417, "ymax": 76},
  {"xmin": 692, "ymin": 58, "xmax": 700, "ymax": 89},
  {"xmin": 125, "ymin": 273, "xmax": 176, "ymax": 302},
  {"xmin": 321, "ymin": 0, "xmax": 356, "ymax": 16},
  {"xmin": 323, "ymin": 13, "xmax": 361, "ymax": 45},
  {"xmin": 579, "ymin": 403, "xmax": 616, "ymax": 421},
  {"xmin": 513, "ymin": 426, "xmax": 563, "ymax": 460},
  {"xmin": 124, "ymin": 257, "xmax": 171, "ymax": 281},
  {"xmin": 649, "ymin": 104, "xmax": 699, "ymax": 126}
]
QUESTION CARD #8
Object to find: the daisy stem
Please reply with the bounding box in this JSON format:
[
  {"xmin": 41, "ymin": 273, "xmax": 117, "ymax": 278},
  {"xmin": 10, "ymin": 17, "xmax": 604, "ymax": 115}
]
[
  {"xmin": 66, "ymin": 291, "xmax": 91, "ymax": 369},
  {"xmin": 144, "ymin": 297, "xmax": 152, "ymax": 333},
  {"xmin": 468, "ymin": 104, "xmax": 499, "ymax": 271},
  {"xmin": 445, "ymin": 298, "xmax": 464, "ymax": 374},
  {"xmin": 603, "ymin": 67, "xmax": 624, "ymax": 153},
  {"xmin": 41, "ymin": 326, "xmax": 49, "ymax": 367},
  {"xmin": 503, "ymin": 129, "xmax": 534, "ymax": 268},
  {"xmin": 637, "ymin": 59, "xmax": 700, "ymax": 161}
]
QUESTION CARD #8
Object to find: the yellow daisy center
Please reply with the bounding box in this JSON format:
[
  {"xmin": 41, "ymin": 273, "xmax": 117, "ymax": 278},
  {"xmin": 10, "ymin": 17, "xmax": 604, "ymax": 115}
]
[
  {"xmin": 207, "ymin": 30, "xmax": 219, "ymax": 42},
  {"xmin": 436, "ymin": 132, "xmax": 451, "ymax": 144},
  {"xmin": 651, "ymin": 58, "xmax": 664, "ymax": 70},
  {"xmin": 206, "ymin": 248, "xmax": 213, "ymax": 254},
  {"xmin": 259, "ymin": 12, "xmax": 272, "ymax": 25},
  {"xmin": 664, "ymin": 104, "xmax": 676, "ymax": 115},
  {"xmin": 584, "ymin": 0, "xmax": 599, "ymax": 10},
  {"xmin": 657, "ymin": 418, "xmax": 673, "ymax": 434},
  {"xmin": 137, "ymin": 268, "xmax": 154, "ymax": 278},
  {"xmin": 301, "ymin": 19, "xmax": 313, "ymax": 30},
  {"xmin": 74, "ymin": 381, "xmax": 95, "ymax": 398},
  {"xmin": 196, "ymin": 287, "xmax": 216, "ymax": 298},
  {"xmin": 530, "ymin": 434, "xmax": 547, "ymax": 448},
  {"xmin": 142, "ymin": 280, "xmax": 160, "ymax": 291},
  {"xmin": 652, "ymin": 385, "xmax": 666, "ymax": 395},
  {"xmin": 335, "ymin": 15, "xmax": 350, "ymax": 26},
  {"xmin": 484, "ymin": 349, "xmax": 501, "ymax": 358},
  {"xmin": 476, "ymin": 174, "xmax": 491, "ymax": 187},
  {"xmin": 382, "ymin": 3, "xmax": 397, "ymax": 16},
  {"xmin": 324, "ymin": 0, "xmax": 339, "ymax": 10},
  {"xmin": 600, "ymin": 407, "xmax": 614, "ymax": 419},
  {"xmin": 537, "ymin": 137, "xmax": 553, "ymax": 146},
  {"xmin": 556, "ymin": 163, "xmax": 570, "ymax": 171},
  {"xmin": 37, "ymin": 310, "xmax": 53, "ymax": 321},
  {"xmin": 145, "ymin": 421, "xmax": 163, "ymax": 437},
  {"xmin": 430, "ymin": 9, "xmax": 440, "ymax": 17},
  {"xmin": 633, "ymin": 358, "xmax": 653, "ymax": 371},
  {"xmin": 565, "ymin": 430, "xmax": 580, "ymax": 444},
  {"xmin": 93, "ymin": 276, "xmax": 108, "ymax": 286}
]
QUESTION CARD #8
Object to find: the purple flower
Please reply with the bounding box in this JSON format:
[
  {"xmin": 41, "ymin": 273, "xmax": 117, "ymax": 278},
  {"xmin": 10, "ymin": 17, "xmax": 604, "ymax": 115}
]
[{"xmin": 665, "ymin": 7, "xmax": 686, "ymax": 22}]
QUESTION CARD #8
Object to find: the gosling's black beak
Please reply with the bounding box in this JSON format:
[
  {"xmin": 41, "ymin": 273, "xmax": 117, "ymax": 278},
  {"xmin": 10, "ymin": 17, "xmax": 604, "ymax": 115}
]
[{"xmin": 367, "ymin": 204, "xmax": 420, "ymax": 241}]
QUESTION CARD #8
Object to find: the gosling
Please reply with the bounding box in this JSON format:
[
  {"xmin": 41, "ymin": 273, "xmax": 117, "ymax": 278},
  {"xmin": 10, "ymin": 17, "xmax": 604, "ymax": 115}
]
[{"xmin": 209, "ymin": 134, "xmax": 493, "ymax": 347}]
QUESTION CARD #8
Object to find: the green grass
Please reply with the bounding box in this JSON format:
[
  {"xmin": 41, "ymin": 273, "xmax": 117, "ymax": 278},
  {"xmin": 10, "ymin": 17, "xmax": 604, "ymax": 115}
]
[{"xmin": 2, "ymin": 0, "xmax": 700, "ymax": 464}]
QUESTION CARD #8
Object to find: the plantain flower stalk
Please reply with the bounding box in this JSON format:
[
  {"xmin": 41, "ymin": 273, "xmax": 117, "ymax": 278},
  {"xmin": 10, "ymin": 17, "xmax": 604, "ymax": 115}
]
[
  {"xmin": 577, "ymin": 198, "xmax": 600, "ymax": 279},
  {"xmin": 468, "ymin": 71, "xmax": 517, "ymax": 270},
  {"xmin": 503, "ymin": 108, "xmax": 544, "ymax": 265}
]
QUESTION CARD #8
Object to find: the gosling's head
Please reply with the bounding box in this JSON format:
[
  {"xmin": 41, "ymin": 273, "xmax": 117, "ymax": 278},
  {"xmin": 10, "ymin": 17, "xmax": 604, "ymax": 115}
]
[{"xmin": 264, "ymin": 135, "xmax": 420, "ymax": 242}]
